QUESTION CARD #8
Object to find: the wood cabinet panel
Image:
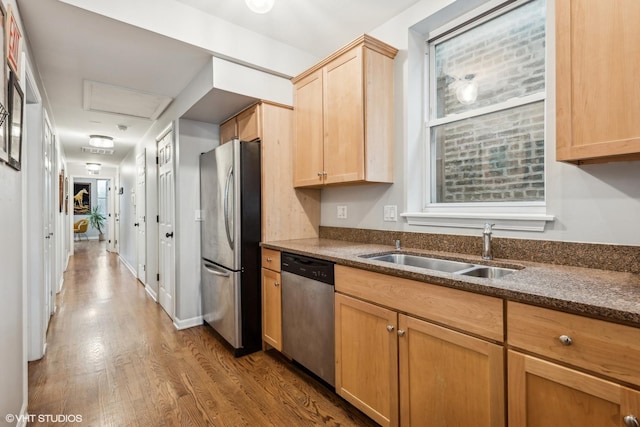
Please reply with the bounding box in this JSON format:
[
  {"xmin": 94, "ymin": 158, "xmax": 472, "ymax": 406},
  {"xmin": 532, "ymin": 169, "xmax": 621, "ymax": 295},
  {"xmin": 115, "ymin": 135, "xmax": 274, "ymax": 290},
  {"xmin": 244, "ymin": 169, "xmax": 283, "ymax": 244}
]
[
  {"xmin": 261, "ymin": 268, "xmax": 282, "ymax": 351},
  {"xmin": 220, "ymin": 117, "xmax": 237, "ymax": 144},
  {"xmin": 293, "ymin": 70, "xmax": 324, "ymax": 187},
  {"xmin": 508, "ymin": 351, "xmax": 640, "ymax": 426},
  {"xmin": 556, "ymin": 0, "xmax": 640, "ymax": 163},
  {"xmin": 335, "ymin": 265, "xmax": 503, "ymax": 342},
  {"xmin": 507, "ymin": 301, "xmax": 640, "ymax": 386},
  {"xmin": 399, "ymin": 315, "xmax": 504, "ymax": 427},
  {"xmin": 261, "ymin": 248, "xmax": 281, "ymax": 272},
  {"xmin": 323, "ymin": 46, "xmax": 365, "ymax": 185},
  {"xmin": 335, "ymin": 293, "xmax": 399, "ymax": 427},
  {"xmin": 237, "ymin": 104, "xmax": 260, "ymax": 142}
]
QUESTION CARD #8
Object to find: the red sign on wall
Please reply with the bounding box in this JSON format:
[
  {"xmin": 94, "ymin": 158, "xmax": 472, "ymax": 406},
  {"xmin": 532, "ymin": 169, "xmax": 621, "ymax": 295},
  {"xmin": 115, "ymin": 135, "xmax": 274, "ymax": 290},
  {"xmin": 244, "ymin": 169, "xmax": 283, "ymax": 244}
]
[{"xmin": 6, "ymin": 4, "xmax": 21, "ymax": 77}]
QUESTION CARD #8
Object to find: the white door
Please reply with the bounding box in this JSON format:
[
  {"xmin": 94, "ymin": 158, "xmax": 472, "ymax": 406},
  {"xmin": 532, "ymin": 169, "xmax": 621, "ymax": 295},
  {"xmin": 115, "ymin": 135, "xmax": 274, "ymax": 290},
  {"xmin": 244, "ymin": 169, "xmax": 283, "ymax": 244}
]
[
  {"xmin": 136, "ymin": 151, "xmax": 146, "ymax": 283},
  {"xmin": 157, "ymin": 129, "xmax": 175, "ymax": 318},
  {"xmin": 43, "ymin": 116, "xmax": 55, "ymax": 317}
]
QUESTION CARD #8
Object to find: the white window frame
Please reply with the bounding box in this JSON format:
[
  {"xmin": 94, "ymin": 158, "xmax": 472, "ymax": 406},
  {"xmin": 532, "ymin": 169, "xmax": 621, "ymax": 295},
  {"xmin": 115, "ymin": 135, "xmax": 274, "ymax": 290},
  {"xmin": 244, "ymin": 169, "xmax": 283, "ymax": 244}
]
[{"xmin": 403, "ymin": 0, "xmax": 554, "ymax": 232}]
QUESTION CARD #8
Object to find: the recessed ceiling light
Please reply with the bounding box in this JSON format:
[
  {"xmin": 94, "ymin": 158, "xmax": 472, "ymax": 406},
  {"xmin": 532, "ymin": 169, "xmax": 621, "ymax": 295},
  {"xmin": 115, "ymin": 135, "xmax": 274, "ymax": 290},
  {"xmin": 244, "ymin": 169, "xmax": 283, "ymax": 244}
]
[{"xmin": 245, "ymin": 0, "xmax": 275, "ymax": 14}]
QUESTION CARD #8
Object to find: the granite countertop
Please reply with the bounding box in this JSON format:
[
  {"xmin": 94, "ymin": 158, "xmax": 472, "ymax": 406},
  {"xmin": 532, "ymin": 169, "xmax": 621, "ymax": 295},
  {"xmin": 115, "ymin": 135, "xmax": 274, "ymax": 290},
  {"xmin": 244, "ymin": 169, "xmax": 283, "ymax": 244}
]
[{"xmin": 262, "ymin": 238, "xmax": 640, "ymax": 327}]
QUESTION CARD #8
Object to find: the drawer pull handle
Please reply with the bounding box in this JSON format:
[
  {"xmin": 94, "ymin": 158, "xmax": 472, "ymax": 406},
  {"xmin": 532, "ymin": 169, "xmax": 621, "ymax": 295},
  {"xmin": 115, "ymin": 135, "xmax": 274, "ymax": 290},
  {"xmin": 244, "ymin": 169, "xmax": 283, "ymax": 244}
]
[
  {"xmin": 266, "ymin": 257, "xmax": 272, "ymax": 262},
  {"xmin": 386, "ymin": 325, "xmax": 395, "ymax": 332},
  {"xmin": 397, "ymin": 330, "xmax": 406, "ymax": 337},
  {"xmin": 559, "ymin": 335, "xmax": 573, "ymax": 346},
  {"xmin": 274, "ymin": 282, "xmax": 279, "ymax": 287},
  {"xmin": 624, "ymin": 415, "xmax": 639, "ymax": 427}
]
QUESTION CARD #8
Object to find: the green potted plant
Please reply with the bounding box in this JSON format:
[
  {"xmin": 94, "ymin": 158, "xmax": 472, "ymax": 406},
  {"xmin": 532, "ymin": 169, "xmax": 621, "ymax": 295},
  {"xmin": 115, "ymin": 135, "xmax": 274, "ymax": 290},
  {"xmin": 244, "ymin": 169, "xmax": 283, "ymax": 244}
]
[{"xmin": 88, "ymin": 206, "xmax": 106, "ymax": 241}]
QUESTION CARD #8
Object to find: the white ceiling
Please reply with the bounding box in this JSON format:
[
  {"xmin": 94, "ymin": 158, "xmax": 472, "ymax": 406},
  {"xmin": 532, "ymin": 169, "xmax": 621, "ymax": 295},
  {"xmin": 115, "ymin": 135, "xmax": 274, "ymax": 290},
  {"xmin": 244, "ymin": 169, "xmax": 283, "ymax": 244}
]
[{"xmin": 16, "ymin": 0, "xmax": 423, "ymax": 167}]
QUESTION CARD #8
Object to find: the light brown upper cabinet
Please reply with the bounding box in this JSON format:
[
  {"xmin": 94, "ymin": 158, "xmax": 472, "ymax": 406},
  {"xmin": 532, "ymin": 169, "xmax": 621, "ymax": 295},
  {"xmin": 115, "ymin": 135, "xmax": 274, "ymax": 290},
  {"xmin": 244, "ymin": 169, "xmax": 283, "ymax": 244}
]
[
  {"xmin": 219, "ymin": 104, "xmax": 260, "ymax": 144},
  {"xmin": 292, "ymin": 35, "xmax": 398, "ymax": 187},
  {"xmin": 556, "ymin": 0, "xmax": 640, "ymax": 164}
]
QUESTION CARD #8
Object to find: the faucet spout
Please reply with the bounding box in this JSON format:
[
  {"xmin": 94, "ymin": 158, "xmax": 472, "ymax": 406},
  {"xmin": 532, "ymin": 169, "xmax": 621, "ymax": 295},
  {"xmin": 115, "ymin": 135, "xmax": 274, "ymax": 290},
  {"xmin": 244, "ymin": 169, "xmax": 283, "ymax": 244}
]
[{"xmin": 482, "ymin": 223, "xmax": 495, "ymax": 260}]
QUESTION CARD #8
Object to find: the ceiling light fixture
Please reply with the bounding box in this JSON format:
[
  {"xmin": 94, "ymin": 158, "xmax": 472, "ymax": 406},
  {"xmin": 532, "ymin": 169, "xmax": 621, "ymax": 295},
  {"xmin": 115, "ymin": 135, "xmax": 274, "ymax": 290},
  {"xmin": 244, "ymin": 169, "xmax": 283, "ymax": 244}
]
[
  {"xmin": 245, "ymin": 0, "xmax": 275, "ymax": 14},
  {"xmin": 89, "ymin": 134, "xmax": 114, "ymax": 149},
  {"xmin": 86, "ymin": 163, "xmax": 101, "ymax": 175}
]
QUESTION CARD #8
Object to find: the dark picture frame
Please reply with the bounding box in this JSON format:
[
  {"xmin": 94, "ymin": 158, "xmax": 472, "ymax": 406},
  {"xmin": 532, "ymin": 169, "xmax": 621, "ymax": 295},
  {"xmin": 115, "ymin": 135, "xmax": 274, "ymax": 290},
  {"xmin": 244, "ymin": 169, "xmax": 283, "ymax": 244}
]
[
  {"xmin": 7, "ymin": 70, "xmax": 22, "ymax": 170},
  {"xmin": 0, "ymin": 2, "xmax": 8, "ymax": 165},
  {"xmin": 73, "ymin": 182, "xmax": 91, "ymax": 215}
]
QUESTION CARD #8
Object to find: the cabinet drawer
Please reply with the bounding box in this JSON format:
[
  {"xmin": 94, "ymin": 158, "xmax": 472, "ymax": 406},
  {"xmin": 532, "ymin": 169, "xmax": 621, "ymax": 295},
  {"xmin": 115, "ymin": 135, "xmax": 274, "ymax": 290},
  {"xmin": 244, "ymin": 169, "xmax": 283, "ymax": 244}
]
[
  {"xmin": 507, "ymin": 301, "xmax": 640, "ymax": 386},
  {"xmin": 262, "ymin": 248, "xmax": 281, "ymax": 272},
  {"xmin": 335, "ymin": 265, "xmax": 503, "ymax": 342}
]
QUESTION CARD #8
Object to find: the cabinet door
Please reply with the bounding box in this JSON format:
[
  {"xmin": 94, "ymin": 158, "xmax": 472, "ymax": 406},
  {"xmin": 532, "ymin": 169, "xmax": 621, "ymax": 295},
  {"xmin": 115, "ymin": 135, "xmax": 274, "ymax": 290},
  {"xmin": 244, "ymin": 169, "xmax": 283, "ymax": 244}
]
[
  {"xmin": 293, "ymin": 69, "xmax": 324, "ymax": 187},
  {"xmin": 238, "ymin": 104, "xmax": 260, "ymax": 142},
  {"xmin": 399, "ymin": 315, "xmax": 504, "ymax": 427},
  {"xmin": 220, "ymin": 118, "xmax": 237, "ymax": 144},
  {"xmin": 261, "ymin": 268, "xmax": 282, "ymax": 351},
  {"xmin": 335, "ymin": 293, "xmax": 399, "ymax": 427},
  {"xmin": 508, "ymin": 351, "xmax": 640, "ymax": 426},
  {"xmin": 323, "ymin": 46, "xmax": 365, "ymax": 185},
  {"xmin": 556, "ymin": 0, "xmax": 640, "ymax": 163}
]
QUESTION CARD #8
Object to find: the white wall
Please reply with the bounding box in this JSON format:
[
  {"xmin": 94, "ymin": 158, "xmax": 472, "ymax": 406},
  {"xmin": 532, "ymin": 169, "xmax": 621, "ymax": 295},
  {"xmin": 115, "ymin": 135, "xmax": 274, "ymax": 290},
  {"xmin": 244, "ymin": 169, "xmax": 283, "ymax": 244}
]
[
  {"xmin": 118, "ymin": 154, "xmax": 137, "ymax": 276},
  {"xmin": 174, "ymin": 118, "xmax": 218, "ymax": 326},
  {"xmin": 0, "ymin": 125, "xmax": 25, "ymax": 425},
  {"xmin": 319, "ymin": 0, "xmax": 640, "ymax": 246}
]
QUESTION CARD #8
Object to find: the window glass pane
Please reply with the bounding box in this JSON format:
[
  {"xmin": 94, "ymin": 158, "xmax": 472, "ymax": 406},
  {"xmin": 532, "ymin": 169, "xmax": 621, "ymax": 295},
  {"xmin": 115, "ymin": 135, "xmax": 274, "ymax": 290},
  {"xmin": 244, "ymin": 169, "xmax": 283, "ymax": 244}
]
[
  {"xmin": 432, "ymin": 101, "xmax": 544, "ymax": 203},
  {"xmin": 97, "ymin": 180, "xmax": 107, "ymax": 198},
  {"xmin": 434, "ymin": 0, "xmax": 545, "ymax": 118},
  {"xmin": 97, "ymin": 199, "xmax": 107, "ymax": 216}
]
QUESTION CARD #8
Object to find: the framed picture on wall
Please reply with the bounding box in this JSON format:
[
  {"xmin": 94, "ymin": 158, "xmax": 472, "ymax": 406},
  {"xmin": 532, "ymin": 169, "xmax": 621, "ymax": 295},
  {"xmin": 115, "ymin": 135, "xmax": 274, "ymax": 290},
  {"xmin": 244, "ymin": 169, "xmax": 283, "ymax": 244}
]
[
  {"xmin": 0, "ymin": 2, "xmax": 8, "ymax": 165},
  {"xmin": 7, "ymin": 70, "xmax": 23, "ymax": 170},
  {"xmin": 73, "ymin": 182, "xmax": 91, "ymax": 215}
]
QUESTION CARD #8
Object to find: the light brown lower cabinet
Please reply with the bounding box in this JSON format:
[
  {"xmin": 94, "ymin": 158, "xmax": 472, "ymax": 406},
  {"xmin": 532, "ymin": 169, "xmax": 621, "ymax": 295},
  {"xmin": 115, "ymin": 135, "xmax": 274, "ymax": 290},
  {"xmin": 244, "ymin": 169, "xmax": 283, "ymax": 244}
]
[
  {"xmin": 261, "ymin": 267, "xmax": 282, "ymax": 351},
  {"xmin": 335, "ymin": 292, "xmax": 505, "ymax": 427},
  {"xmin": 508, "ymin": 350, "xmax": 640, "ymax": 427}
]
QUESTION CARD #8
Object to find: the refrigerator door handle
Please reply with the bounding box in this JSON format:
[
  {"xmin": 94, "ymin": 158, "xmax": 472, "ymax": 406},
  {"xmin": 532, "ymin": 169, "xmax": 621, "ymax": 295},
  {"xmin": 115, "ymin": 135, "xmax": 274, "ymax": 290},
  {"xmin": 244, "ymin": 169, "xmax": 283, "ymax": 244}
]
[
  {"xmin": 223, "ymin": 166, "xmax": 234, "ymax": 248},
  {"xmin": 203, "ymin": 263, "xmax": 231, "ymax": 277}
]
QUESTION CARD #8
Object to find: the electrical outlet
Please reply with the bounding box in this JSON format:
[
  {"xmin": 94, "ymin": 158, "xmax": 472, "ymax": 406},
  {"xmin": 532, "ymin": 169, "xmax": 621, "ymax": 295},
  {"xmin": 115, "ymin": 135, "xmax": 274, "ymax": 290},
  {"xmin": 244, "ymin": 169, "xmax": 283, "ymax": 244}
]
[
  {"xmin": 383, "ymin": 205, "xmax": 397, "ymax": 222},
  {"xmin": 337, "ymin": 205, "xmax": 348, "ymax": 219}
]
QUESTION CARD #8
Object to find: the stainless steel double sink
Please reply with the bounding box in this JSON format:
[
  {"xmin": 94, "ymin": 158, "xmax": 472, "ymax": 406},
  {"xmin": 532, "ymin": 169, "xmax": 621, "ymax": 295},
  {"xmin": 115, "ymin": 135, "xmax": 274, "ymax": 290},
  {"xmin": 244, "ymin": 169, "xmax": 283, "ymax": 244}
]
[{"xmin": 361, "ymin": 253, "xmax": 518, "ymax": 279}]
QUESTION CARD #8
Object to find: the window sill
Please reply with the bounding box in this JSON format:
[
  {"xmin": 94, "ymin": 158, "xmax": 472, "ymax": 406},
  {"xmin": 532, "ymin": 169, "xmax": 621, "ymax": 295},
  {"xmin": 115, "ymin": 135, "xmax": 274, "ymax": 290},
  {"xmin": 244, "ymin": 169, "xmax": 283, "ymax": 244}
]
[{"xmin": 400, "ymin": 212, "xmax": 555, "ymax": 232}]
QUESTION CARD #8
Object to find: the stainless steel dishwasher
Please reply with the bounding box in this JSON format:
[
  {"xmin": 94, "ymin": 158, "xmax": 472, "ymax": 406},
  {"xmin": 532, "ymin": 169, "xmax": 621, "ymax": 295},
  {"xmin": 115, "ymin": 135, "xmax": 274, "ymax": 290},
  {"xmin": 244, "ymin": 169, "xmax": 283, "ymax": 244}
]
[{"xmin": 281, "ymin": 252, "xmax": 335, "ymax": 387}]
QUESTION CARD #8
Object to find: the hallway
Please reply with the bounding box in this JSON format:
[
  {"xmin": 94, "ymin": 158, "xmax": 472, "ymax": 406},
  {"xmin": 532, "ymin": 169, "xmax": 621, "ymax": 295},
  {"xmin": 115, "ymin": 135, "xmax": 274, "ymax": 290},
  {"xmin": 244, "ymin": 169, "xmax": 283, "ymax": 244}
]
[{"xmin": 27, "ymin": 241, "xmax": 374, "ymax": 426}]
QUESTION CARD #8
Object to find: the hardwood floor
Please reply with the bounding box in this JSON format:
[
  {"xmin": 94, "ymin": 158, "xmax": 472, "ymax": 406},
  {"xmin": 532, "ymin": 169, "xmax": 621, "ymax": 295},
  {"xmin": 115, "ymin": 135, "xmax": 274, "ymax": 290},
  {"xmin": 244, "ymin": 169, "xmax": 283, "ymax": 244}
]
[{"xmin": 28, "ymin": 241, "xmax": 376, "ymax": 426}]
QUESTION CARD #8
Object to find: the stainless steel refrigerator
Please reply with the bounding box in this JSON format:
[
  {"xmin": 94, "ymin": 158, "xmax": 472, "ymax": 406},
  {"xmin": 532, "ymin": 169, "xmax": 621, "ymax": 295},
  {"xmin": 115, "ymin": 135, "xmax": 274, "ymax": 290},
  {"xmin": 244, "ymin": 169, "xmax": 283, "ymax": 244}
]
[{"xmin": 200, "ymin": 139, "xmax": 261, "ymax": 356}]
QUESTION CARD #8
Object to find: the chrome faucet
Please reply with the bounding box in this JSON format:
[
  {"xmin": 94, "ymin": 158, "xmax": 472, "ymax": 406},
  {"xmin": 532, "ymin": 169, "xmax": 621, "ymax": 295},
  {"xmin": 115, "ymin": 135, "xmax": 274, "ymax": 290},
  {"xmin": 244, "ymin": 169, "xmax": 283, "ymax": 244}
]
[
  {"xmin": 482, "ymin": 223, "xmax": 495, "ymax": 260},
  {"xmin": 395, "ymin": 239, "xmax": 401, "ymax": 251}
]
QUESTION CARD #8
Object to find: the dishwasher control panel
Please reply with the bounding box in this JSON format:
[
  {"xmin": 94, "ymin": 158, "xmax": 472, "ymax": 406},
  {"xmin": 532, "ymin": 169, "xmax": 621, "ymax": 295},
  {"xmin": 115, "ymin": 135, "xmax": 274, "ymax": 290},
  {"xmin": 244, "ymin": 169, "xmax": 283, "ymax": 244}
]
[{"xmin": 281, "ymin": 252, "xmax": 335, "ymax": 285}]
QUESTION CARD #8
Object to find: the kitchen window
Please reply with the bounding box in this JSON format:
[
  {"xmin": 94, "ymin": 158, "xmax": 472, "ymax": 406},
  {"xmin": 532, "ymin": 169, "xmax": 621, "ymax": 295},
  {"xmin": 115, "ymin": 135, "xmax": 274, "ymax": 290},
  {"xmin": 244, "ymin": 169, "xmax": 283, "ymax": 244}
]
[{"xmin": 408, "ymin": 0, "xmax": 553, "ymax": 230}]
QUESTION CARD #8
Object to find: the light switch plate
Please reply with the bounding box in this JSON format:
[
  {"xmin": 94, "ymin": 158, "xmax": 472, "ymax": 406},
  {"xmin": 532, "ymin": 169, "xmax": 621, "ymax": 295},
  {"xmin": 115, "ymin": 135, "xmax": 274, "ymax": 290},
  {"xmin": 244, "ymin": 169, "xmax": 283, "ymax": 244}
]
[
  {"xmin": 337, "ymin": 205, "xmax": 348, "ymax": 219},
  {"xmin": 383, "ymin": 205, "xmax": 397, "ymax": 222}
]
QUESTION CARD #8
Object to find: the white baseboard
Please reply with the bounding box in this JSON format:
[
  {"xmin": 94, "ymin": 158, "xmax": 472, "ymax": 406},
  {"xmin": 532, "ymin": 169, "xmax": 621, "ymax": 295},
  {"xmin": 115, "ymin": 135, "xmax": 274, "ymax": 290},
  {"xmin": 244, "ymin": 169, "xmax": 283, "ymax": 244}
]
[
  {"xmin": 119, "ymin": 255, "xmax": 136, "ymax": 278},
  {"xmin": 16, "ymin": 402, "xmax": 28, "ymax": 427},
  {"xmin": 173, "ymin": 316, "xmax": 203, "ymax": 330},
  {"xmin": 145, "ymin": 284, "xmax": 158, "ymax": 302}
]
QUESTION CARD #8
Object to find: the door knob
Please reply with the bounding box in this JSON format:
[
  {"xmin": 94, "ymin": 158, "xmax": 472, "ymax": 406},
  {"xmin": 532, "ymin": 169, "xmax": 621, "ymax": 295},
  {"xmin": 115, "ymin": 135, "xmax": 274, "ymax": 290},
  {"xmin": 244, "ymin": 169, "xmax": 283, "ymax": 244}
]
[
  {"xmin": 397, "ymin": 330, "xmax": 406, "ymax": 337},
  {"xmin": 165, "ymin": 232, "xmax": 174, "ymax": 238},
  {"xmin": 386, "ymin": 325, "xmax": 395, "ymax": 332},
  {"xmin": 624, "ymin": 415, "xmax": 640, "ymax": 427}
]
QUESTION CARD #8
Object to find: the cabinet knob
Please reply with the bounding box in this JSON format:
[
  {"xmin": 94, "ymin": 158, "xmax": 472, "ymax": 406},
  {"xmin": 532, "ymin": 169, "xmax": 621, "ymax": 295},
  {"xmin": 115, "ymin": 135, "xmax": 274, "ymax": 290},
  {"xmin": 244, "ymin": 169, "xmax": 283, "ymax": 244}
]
[
  {"xmin": 397, "ymin": 330, "xmax": 406, "ymax": 337},
  {"xmin": 559, "ymin": 335, "xmax": 573, "ymax": 346},
  {"xmin": 266, "ymin": 257, "xmax": 272, "ymax": 262},
  {"xmin": 274, "ymin": 282, "xmax": 279, "ymax": 287},
  {"xmin": 624, "ymin": 415, "xmax": 640, "ymax": 427},
  {"xmin": 386, "ymin": 325, "xmax": 395, "ymax": 332},
  {"xmin": 317, "ymin": 172, "xmax": 323, "ymax": 178}
]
